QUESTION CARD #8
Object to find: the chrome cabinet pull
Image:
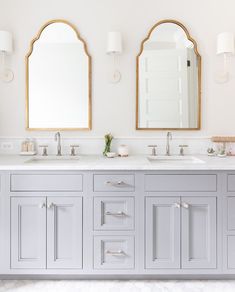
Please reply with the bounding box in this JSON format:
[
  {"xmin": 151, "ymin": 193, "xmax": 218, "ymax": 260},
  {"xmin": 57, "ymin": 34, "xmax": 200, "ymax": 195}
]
[
  {"xmin": 47, "ymin": 203, "xmax": 54, "ymax": 209},
  {"xmin": 105, "ymin": 250, "xmax": 125, "ymax": 256},
  {"xmin": 105, "ymin": 211, "xmax": 126, "ymax": 216},
  {"xmin": 182, "ymin": 202, "xmax": 189, "ymax": 209},
  {"xmin": 105, "ymin": 181, "xmax": 125, "ymax": 186},
  {"xmin": 39, "ymin": 202, "xmax": 46, "ymax": 208},
  {"xmin": 174, "ymin": 202, "xmax": 181, "ymax": 208}
]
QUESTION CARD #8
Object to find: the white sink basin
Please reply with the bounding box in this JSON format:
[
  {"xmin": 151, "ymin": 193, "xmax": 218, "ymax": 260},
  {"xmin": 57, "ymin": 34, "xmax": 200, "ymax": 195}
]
[
  {"xmin": 25, "ymin": 156, "xmax": 80, "ymax": 164},
  {"xmin": 147, "ymin": 155, "xmax": 205, "ymax": 164}
]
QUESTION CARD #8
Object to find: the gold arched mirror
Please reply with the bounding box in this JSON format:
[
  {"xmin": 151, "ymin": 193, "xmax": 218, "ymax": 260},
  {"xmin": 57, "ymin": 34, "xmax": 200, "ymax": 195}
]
[
  {"xmin": 136, "ymin": 20, "xmax": 201, "ymax": 130},
  {"xmin": 26, "ymin": 19, "xmax": 91, "ymax": 130}
]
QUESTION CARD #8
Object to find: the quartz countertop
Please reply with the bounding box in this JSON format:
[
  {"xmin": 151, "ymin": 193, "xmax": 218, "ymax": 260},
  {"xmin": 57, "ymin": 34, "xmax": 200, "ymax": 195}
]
[{"xmin": 0, "ymin": 154, "xmax": 234, "ymax": 171}]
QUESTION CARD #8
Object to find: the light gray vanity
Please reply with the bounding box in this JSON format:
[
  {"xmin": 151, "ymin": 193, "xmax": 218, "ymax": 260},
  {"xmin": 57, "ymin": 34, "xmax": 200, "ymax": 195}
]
[{"xmin": 0, "ymin": 160, "xmax": 235, "ymax": 279}]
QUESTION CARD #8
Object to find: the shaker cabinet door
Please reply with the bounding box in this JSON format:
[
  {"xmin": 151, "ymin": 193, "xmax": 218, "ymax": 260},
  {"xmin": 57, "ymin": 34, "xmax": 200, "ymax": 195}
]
[
  {"xmin": 47, "ymin": 196, "xmax": 83, "ymax": 269},
  {"xmin": 11, "ymin": 197, "xmax": 47, "ymax": 269},
  {"xmin": 145, "ymin": 197, "xmax": 180, "ymax": 269},
  {"xmin": 181, "ymin": 196, "xmax": 217, "ymax": 269}
]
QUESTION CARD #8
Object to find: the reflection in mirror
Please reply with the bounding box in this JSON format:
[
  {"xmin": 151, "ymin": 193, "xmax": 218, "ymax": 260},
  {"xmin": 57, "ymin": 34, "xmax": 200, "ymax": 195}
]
[
  {"xmin": 137, "ymin": 20, "xmax": 201, "ymax": 130},
  {"xmin": 26, "ymin": 20, "xmax": 91, "ymax": 130}
]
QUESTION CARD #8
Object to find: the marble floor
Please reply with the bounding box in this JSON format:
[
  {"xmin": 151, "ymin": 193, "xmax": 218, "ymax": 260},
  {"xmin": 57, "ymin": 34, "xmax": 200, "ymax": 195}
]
[{"xmin": 0, "ymin": 280, "xmax": 235, "ymax": 292}]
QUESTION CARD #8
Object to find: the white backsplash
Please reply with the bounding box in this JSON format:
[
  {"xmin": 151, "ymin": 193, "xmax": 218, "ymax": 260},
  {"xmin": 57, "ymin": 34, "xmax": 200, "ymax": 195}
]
[{"xmin": 0, "ymin": 136, "xmax": 211, "ymax": 156}]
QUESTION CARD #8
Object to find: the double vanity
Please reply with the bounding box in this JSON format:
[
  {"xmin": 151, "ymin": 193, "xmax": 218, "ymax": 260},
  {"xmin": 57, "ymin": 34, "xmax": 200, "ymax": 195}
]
[{"xmin": 0, "ymin": 154, "xmax": 234, "ymax": 279}]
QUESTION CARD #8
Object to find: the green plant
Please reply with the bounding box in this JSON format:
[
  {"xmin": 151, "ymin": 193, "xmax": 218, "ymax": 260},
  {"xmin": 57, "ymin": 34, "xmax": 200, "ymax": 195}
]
[{"xmin": 103, "ymin": 133, "xmax": 113, "ymax": 156}]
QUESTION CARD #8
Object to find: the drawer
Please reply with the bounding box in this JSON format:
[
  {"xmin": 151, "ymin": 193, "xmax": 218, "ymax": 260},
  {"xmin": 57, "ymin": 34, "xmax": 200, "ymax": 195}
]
[
  {"xmin": 94, "ymin": 197, "xmax": 134, "ymax": 230},
  {"xmin": 145, "ymin": 174, "xmax": 217, "ymax": 192},
  {"xmin": 94, "ymin": 236, "xmax": 134, "ymax": 269},
  {"xmin": 227, "ymin": 197, "xmax": 235, "ymax": 230},
  {"xmin": 227, "ymin": 175, "xmax": 235, "ymax": 192},
  {"xmin": 93, "ymin": 174, "xmax": 134, "ymax": 192},
  {"xmin": 11, "ymin": 174, "xmax": 83, "ymax": 192}
]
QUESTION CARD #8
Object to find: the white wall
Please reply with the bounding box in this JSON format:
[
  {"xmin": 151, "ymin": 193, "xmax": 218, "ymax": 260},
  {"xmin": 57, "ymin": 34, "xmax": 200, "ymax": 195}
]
[{"xmin": 0, "ymin": 0, "xmax": 235, "ymax": 141}]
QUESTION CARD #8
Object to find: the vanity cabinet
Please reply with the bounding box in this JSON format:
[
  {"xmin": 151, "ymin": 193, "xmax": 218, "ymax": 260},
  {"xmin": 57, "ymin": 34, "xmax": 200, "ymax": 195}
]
[
  {"xmin": 146, "ymin": 196, "xmax": 217, "ymax": 269},
  {"xmin": 10, "ymin": 195, "xmax": 83, "ymax": 269},
  {"xmin": 0, "ymin": 170, "xmax": 234, "ymax": 278}
]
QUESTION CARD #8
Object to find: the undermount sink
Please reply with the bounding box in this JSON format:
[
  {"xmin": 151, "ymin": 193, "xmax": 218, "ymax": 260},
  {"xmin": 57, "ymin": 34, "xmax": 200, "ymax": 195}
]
[
  {"xmin": 147, "ymin": 155, "xmax": 205, "ymax": 164},
  {"xmin": 25, "ymin": 156, "xmax": 80, "ymax": 164}
]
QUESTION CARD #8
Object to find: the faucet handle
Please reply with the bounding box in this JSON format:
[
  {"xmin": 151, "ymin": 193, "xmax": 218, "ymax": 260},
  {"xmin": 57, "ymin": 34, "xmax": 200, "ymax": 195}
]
[
  {"xmin": 70, "ymin": 145, "xmax": 79, "ymax": 156},
  {"xmin": 39, "ymin": 145, "xmax": 48, "ymax": 156},
  {"xmin": 148, "ymin": 145, "xmax": 157, "ymax": 156},
  {"xmin": 179, "ymin": 144, "xmax": 188, "ymax": 156}
]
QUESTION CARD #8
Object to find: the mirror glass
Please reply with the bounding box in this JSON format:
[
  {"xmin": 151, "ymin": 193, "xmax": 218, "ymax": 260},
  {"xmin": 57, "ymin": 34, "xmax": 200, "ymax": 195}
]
[
  {"xmin": 26, "ymin": 20, "xmax": 91, "ymax": 130},
  {"xmin": 137, "ymin": 21, "xmax": 201, "ymax": 130}
]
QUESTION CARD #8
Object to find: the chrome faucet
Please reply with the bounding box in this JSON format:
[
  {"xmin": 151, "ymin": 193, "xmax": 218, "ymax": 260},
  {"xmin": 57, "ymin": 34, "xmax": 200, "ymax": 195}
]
[
  {"xmin": 166, "ymin": 132, "xmax": 172, "ymax": 156},
  {"xmin": 54, "ymin": 132, "xmax": 62, "ymax": 156}
]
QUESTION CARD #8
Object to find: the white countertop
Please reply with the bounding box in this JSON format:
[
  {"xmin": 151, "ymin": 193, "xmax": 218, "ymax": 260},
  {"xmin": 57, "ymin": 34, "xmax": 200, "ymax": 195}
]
[{"xmin": 0, "ymin": 154, "xmax": 234, "ymax": 171}]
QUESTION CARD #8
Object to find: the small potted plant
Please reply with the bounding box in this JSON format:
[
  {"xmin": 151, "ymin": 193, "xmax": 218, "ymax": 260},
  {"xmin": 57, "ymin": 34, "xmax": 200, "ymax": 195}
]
[{"xmin": 103, "ymin": 133, "xmax": 113, "ymax": 156}]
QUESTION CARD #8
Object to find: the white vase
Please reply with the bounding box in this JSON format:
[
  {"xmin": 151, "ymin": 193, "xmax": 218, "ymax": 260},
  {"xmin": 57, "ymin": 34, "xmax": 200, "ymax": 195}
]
[{"xmin": 118, "ymin": 145, "xmax": 129, "ymax": 157}]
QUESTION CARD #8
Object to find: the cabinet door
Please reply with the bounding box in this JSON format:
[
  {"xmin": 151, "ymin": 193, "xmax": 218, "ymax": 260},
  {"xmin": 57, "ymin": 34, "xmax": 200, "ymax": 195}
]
[
  {"xmin": 47, "ymin": 196, "xmax": 83, "ymax": 269},
  {"xmin": 145, "ymin": 197, "xmax": 180, "ymax": 269},
  {"xmin": 11, "ymin": 197, "xmax": 46, "ymax": 269},
  {"xmin": 181, "ymin": 196, "xmax": 216, "ymax": 269}
]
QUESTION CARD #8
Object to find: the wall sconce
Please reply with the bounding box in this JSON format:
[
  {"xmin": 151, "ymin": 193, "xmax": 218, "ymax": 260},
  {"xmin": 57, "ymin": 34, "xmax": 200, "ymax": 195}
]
[
  {"xmin": 0, "ymin": 30, "xmax": 14, "ymax": 82},
  {"xmin": 216, "ymin": 32, "xmax": 234, "ymax": 83},
  {"xmin": 106, "ymin": 31, "xmax": 122, "ymax": 83}
]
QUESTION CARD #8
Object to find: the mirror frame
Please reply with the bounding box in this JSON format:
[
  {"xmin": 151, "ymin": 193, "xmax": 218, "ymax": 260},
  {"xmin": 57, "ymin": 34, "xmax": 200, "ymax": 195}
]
[
  {"xmin": 136, "ymin": 19, "xmax": 201, "ymax": 131},
  {"xmin": 25, "ymin": 19, "xmax": 92, "ymax": 131}
]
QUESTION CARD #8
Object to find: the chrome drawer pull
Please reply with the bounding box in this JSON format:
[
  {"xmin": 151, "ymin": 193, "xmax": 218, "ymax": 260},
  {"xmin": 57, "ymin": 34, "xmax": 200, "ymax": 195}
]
[
  {"xmin": 105, "ymin": 181, "xmax": 125, "ymax": 186},
  {"xmin": 105, "ymin": 211, "xmax": 126, "ymax": 217},
  {"xmin": 117, "ymin": 181, "xmax": 124, "ymax": 185},
  {"xmin": 105, "ymin": 250, "xmax": 125, "ymax": 256}
]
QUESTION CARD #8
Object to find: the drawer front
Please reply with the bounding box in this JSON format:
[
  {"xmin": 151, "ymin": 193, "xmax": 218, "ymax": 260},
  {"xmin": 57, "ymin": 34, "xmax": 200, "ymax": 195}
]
[
  {"xmin": 94, "ymin": 197, "xmax": 134, "ymax": 230},
  {"xmin": 145, "ymin": 174, "xmax": 217, "ymax": 192},
  {"xmin": 93, "ymin": 174, "xmax": 134, "ymax": 192},
  {"xmin": 11, "ymin": 174, "xmax": 83, "ymax": 192},
  {"xmin": 227, "ymin": 175, "xmax": 235, "ymax": 192},
  {"xmin": 94, "ymin": 236, "xmax": 134, "ymax": 269}
]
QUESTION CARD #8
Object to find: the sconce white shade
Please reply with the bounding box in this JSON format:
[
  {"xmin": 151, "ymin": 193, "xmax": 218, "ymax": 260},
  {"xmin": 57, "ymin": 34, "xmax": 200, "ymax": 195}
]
[
  {"xmin": 0, "ymin": 30, "xmax": 12, "ymax": 53},
  {"xmin": 0, "ymin": 31, "xmax": 13, "ymax": 53},
  {"xmin": 106, "ymin": 31, "xmax": 122, "ymax": 54},
  {"xmin": 217, "ymin": 32, "xmax": 234, "ymax": 55}
]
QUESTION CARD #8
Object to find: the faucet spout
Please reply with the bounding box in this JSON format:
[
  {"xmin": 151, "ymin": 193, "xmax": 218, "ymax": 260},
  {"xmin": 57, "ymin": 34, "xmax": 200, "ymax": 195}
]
[
  {"xmin": 54, "ymin": 132, "xmax": 62, "ymax": 156},
  {"xmin": 166, "ymin": 132, "xmax": 172, "ymax": 156}
]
